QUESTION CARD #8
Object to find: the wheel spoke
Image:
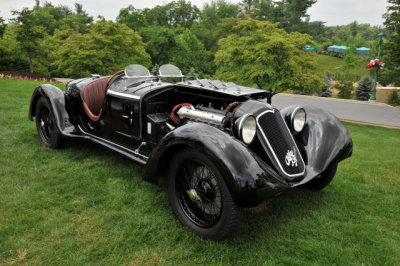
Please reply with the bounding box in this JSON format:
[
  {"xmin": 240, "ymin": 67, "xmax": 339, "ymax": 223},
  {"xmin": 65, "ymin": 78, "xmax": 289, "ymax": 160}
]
[{"xmin": 176, "ymin": 160, "xmax": 222, "ymax": 228}]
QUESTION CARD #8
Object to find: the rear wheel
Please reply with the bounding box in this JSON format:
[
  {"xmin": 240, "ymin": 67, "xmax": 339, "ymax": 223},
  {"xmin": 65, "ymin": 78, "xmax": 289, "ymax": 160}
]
[
  {"xmin": 35, "ymin": 97, "xmax": 63, "ymax": 149},
  {"xmin": 167, "ymin": 149, "xmax": 243, "ymax": 240},
  {"xmin": 301, "ymin": 163, "xmax": 338, "ymax": 190}
]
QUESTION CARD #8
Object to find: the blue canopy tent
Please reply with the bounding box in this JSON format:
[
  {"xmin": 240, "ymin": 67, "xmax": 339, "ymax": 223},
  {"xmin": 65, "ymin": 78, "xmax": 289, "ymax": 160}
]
[
  {"xmin": 303, "ymin": 45, "xmax": 315, "ymax": 51},
  {"xmin": 356, "ymin": 47, "xmax": 370, "ymax": 57},
  {"xmin": 327, "ymin": 45, "xmax": 337, "ymax": 52},
  {"xmin": 327, "ymin": 45, "xmax": 349, "ymax": 53},
  {"xmin": 337, "ymin": 46, "xmax": 349, "ymax": 53}
]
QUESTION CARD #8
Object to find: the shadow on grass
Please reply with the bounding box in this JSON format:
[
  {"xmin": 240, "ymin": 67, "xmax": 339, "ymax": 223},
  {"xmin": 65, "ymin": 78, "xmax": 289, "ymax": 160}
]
[{"xmin": 60, "ymin": 137, "xmax": 331, "ymax": 246}]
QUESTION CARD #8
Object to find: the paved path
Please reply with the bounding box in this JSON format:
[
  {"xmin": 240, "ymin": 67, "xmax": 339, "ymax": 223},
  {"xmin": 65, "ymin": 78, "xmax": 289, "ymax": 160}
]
[{"xmin": 272, "ymin": 94, "xmax": 400, "ymax": 128}]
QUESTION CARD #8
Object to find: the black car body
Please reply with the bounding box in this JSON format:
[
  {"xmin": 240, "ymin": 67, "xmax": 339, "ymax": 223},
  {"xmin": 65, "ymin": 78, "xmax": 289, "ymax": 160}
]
[{"xmin": 29, "ymin": 64, "xmax": 353, "ymax": 240}]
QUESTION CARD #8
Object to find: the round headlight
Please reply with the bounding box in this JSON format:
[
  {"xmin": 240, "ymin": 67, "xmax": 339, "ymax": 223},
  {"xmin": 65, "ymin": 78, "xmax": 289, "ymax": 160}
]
[
  {"xmin": 291, "ymin": 108, "xmax": 306, "ymax": 133},
  {"xmin": 240, "ymin": 115, "xmax": 256, "ymax": 145}
]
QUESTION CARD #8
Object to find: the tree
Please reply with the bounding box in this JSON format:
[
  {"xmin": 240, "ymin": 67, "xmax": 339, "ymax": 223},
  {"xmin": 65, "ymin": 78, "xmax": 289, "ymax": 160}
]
[
  {"xmin": 52, "ymin": 20, "xmax": 151, "ymax": 78},
  {"xmin": 0, "ymin": 17, "xmax": 6, "ymax": 37},
  {"xmin": 0, "ymin": 25, "xmax": 29, "ymax": 71},
  {"xmin": 343, "ymin": 46, "xmax": 358, "ymax": 69},
  {"xmin": 335, "ymin": 73, "xmax": 354, "ymax": 99},
  {"xmin": 141, "ymin": 0, "xmax": 200, "ymax": 28},
  {"xmin": 185, "ymin": 67, "xmax": 197, "ymax": 80},
  {"xmin": 318, "ymin": 86, "xmax": 332, "ymax": 97},
  {"xmin": 215, "ymin": 19, "xmax": 322, "ymax": 95},
  {"xmin": 139, "ymin": 26, "xmax": 176, "ymax": 65},
  {"xmin": 354, "ymin": 76, "xmax": 373, "ymax": 101},
  {"xmin": 171, "ymin": 29, "xmax": 214, "ymax": 76},
  {"xmin": 383, "ymin": 0, "xmax": 400, "ymax": 32},
  {"xmin": 201, "ymin": 0, "xmax": 241, "ymax": 26},
  {"xmin": 380, "ymin": 0, "xmax": 400, "ymax": 86},
  {"xmin": 11, "ymin": 8, "xmax": 46, "ymax": 73},
  {"xmin": 252, "ymin": 0, "xmax": 317, "ymax": 33},
  {"xmin": 116, "ymin": 5, "xmax": 147, "ymax": 31},
  {"xmin": 191, "ymin": 1, "xmax": 241, "ymax": 52}
]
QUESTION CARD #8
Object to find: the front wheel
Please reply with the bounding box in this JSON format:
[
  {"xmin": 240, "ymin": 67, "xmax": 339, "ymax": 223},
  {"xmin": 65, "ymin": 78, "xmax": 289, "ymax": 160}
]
[
  {"xmin": 301, "ymin": 163, "xmax": 338, "ymax": 190},
  {"xmin": 35, "ymin": 97, "xmax": 63, "ymax": 149},
  {"xmin": 167, "ymin": 149, "xmax": 243, "ymax": 240}
]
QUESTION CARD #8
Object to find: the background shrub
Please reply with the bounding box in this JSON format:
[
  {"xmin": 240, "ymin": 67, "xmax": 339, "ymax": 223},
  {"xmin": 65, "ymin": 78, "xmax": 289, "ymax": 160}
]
[{"xmin": 354, "ymin": 75, "xmax": 373, "ymax": 101}]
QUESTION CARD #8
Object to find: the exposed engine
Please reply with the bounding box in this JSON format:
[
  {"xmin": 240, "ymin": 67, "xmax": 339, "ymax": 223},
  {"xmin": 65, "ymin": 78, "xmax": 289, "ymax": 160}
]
[{"xmin": 170, "ymin": 103, "xmax": 237, "ymax": 127}]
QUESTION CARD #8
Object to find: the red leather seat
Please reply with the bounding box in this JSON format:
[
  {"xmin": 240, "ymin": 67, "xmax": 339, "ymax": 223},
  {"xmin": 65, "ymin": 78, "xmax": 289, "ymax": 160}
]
[
  {"xmin": 80, "ymin": 70, "xmax": 124, "ymax": 122},
  {"xmin": 81, "ymin": 77, "xmax": 108, "ymax": 122}
]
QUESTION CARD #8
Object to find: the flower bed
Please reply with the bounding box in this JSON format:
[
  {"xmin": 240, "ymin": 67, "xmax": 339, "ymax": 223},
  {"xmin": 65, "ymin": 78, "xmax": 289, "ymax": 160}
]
[{"xmin": 0, "ymin": 71, "xmax": 61, "ymax": 83}]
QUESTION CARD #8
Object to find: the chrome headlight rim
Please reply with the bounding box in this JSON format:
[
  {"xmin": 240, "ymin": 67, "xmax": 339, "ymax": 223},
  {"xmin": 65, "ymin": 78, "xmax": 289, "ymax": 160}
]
[
  {"xmin": 290, "ymin": 107, "xmax": 306, "ymax": 133},
  {"xmin": 239, "ymin": 114, "xmax": 256, "ymax": 145}
]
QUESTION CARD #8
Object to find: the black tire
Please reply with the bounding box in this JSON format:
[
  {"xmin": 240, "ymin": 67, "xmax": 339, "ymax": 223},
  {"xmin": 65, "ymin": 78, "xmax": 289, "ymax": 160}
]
[
  {"xmin": 167, "ymin": 148, "xmax": 243, "ymax": 240},
  {"xmin": 301, "ymin": 163, "xmax": 338, "ymax": 191},
  {"xmin": 35, "ymin": 97, "xmax": 63, "ymax": 149}
]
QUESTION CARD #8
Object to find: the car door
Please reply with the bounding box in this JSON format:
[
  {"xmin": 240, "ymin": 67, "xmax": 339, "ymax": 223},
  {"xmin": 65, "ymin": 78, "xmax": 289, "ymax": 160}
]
[{"xmin": 102, "ymin": 89, "xmax": 141, "ymax": 142}]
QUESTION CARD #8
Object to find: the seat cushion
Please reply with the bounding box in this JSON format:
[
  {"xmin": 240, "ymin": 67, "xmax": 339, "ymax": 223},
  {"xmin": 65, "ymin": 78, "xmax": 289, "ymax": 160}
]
[{"xmin": 81, "ymin": 77, "xmax": 108, "ymax": 121}]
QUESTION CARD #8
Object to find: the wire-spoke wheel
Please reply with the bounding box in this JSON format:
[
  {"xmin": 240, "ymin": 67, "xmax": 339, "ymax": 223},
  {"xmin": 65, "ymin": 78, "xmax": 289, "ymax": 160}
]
[
  {"xmin": 168, "ymin": 148, "xmax": 242, "ymax": 240},
  {"xmin": 35, "ymin": 97, "xmax": 63, "ymax": 149}
]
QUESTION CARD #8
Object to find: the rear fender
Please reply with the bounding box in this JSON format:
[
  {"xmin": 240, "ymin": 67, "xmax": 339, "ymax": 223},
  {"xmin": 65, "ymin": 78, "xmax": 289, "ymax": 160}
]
[
  {"xmin": 144, "ymin": 122, "xmax": 289, "ymax": 207},
  {"xmin": 280, "ymin": 105, "xmax": 353, "ymax": 185},
  {"xmin": 29, "ymin": 84, "xmax": 69, "ymax": 133}
]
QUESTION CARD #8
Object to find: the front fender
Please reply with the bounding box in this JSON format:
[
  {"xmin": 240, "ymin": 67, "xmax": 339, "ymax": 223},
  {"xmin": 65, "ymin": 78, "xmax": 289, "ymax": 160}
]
[
  {"xmin": 144, "ymin": 123, "xmax": 289, "ymax": 207},
  {"xmin": 280, "ymin": 105, "xmax": 353, "ymax": 186},
  {"xmin": 29, "ymin": 84, "xmax": 69, "ymax": 134}
]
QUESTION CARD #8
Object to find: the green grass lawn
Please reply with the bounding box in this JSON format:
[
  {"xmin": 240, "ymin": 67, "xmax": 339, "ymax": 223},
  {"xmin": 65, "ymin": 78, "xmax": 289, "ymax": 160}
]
[
  {"xmin": 315, "ymin": 54, "xmax": 370, "ymax": 81},
  {"xmin": 1, "ymin": 78, "xmax": 399, "ymax": 264}
]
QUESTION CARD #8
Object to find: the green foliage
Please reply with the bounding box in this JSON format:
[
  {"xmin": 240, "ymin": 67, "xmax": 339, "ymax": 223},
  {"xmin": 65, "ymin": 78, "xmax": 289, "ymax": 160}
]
[
  {"xmin": 215, "ymin": 19, "xmax": 322, "ymax": 94},
  {"xmin": 116, "ymin": 5, "xmax": 147, "ymax": 31},
  {"xmin": 142, "ymin": 0, "xmax": 200, "ymax": 28},
  {"xmin": 185, "ymin": 67, "xmax": 197, "ymax": 80},
  {"xmin": 335, "ymin": 73, "xmax": 354, "ymax": 99},
  {"xmin": 380, "ymin": 1, "xmax": 400, "ymax": 86},
  {"xmin": 52, "ymin": 20, "xmax": 151, "ymax": 78},
  {"xmin": 0, "ymin": 25, "xmax": 29, "ymax": 72},
  {"xmin": 387, "ymin": 89, "xmax": 400, "ymax": 105},
  {"xmin": 151, "ymin": 64, "xmax": 160, "ymax": 75},
  {"xmin": 201, "ymin": 0, "xmax": 242, "ymax": 26},
  {"xmin": 191, "ymin": 1, "xmax": 241, "ymax": 52},
  {"xmin": 252, "ymin": 0, "xmax": 316, "ymax": 33},
  {"xmin": 7, "ymin": 2, "xmax": 93, "ymax": 74},
  {"xmin": 383, "ymin": 0, "xmax": 400, "ymax": 32},
  {"xmin": 354, "ymin": 76, "xmax": 373, "ymax": 101},
  {"xmin": 343, "ymin": 47, "xmax": 358, "ymax": 69},
  {"xmin": 11, "ymin": 8, "xmax": 47, "ymax": 73},
  {"xmin": 318, "ymin": 86, "xmax": 332, "ymax": 97},
  {"xmin": 139, "ymin": 26, "xmax": 176, "ymax": 65},
  {"xmin": 0, "ymin": 16, "xmax": 6, "ymax": 37},
  {"xmin": 171, "ymin": 29, "xmax": 214, "ymax": 76}
]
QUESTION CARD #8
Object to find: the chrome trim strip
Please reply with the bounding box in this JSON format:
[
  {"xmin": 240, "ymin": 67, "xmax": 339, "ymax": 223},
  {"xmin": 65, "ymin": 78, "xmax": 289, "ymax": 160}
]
[
  {"xmin": 256, "ymin": 109, "xmax": 305, "ymax": 178},
  {"xmin": 107, "ymin": 89, "xmax": 140, "ymax": 100},
  {"xmin": 78, "ymin": 126, "xmax": 149, "ymax": 164}
]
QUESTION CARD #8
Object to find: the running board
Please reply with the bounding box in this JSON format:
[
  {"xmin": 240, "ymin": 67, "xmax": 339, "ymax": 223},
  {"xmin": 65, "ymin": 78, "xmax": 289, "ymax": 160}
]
[{"xmin": 77, "ymin": 126, "xmax": 149, "ymax": 165}]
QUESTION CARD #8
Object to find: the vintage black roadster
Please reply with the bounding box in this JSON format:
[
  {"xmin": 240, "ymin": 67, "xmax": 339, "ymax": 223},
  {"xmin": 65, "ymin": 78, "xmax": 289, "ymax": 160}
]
[{"xmin": 29, "ymin": 64, "xmax": 353, "ymax": 240}]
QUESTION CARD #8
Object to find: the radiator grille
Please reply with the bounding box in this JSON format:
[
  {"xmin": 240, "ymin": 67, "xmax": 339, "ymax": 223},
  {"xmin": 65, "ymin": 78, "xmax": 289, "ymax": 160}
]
[{"xmin": 257, "ymin": 109, "xmax": 305, "ymax": 178}]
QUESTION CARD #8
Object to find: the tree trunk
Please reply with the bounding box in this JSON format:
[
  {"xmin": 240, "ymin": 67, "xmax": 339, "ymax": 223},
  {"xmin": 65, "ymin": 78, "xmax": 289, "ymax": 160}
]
[{"xmin": 28, "ymin": 54, "xmax": 33, "ymax": 73}]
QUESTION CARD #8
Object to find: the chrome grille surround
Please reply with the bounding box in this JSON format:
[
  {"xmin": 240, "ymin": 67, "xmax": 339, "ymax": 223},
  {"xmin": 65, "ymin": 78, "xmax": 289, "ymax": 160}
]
[{"xmin": 256, "ymin": 109, "xmax": 305, "ymax": 179}]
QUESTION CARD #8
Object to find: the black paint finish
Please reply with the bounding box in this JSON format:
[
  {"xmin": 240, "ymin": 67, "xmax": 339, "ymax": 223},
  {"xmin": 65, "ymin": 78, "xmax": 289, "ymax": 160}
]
[{"xmin": 29, "ymin": 77, "xmax": 353, "ymax": 208}]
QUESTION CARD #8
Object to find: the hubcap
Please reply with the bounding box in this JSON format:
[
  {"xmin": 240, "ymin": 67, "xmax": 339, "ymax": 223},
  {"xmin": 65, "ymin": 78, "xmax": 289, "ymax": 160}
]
[
  {"xmin": 176, "ymin": 161, "xmax": 222, "ymax": 228},
  {"xmin": 38, "ymin": 105, "xmax": 54, "ymax": 143}
]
